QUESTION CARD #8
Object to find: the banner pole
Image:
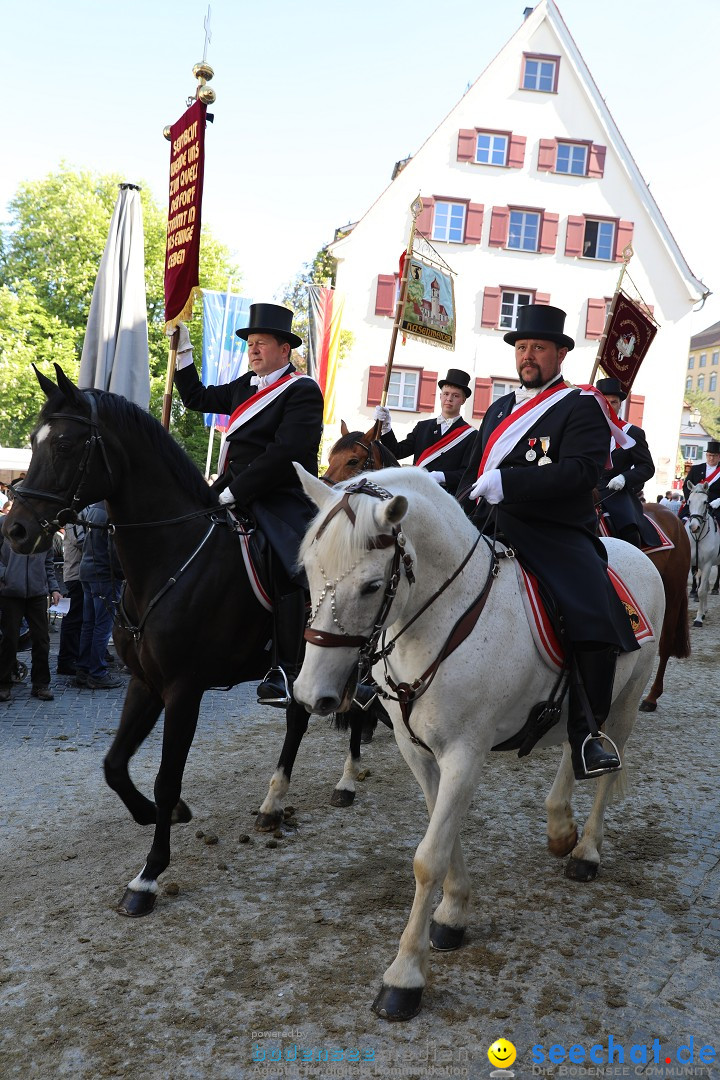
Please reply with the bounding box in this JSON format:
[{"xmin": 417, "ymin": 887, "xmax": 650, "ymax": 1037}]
[
  {"xmin": 372, "ymin": 195, "xmax": 423, "ymax": 440},
  {"xmin": 205, "ymin": 418, "xmax": 216, "ymax": 479},
  {"xmin": 588, "ymin": 243, "xmax": 633, "ymax": 386},
  {"xmin": 162, "ymin": 328, "xmax": 179, "ymax": 430}
]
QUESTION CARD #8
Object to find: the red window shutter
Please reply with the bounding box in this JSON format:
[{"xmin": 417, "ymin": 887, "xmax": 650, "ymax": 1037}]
[
  {"xmin": 464, "ymin": 202, "xmax": 484, "ymax": 244},
  {"xmin": 587, "ymin": 144, "xmax": 606, "ymax": 179},
  {"xmin": 585, "ymin": 298, "xmax": 606, "ymax": 339},
  {"xmin": 418, "ymin": 370, "xmax": 439, "ymax": 413},
  {"xmin": 535, "ymin": 292, "xmax": 551, "ymax": 305},
  {"xmin": 488, "ymin": 206, "xmax": 509, "ymax": 247},
  {"xmin": 537, "ymin": 138, "xmax": 557, "ymax": 171},
  {"xmin": 375, "ymin": 274, "xmax": 396, "ymax": 317},
  {"xmin": 507, "ymin": 134, "xmax": 526, "ymax": 169},
  {"xmin": 539, "ymin": 212, "xmax": 559, "ymax": 253},
  {"xmin": 457, "ymin": 129, "xmax": 476, "ymax": 162},
  {"xmin": 627, "ymin": 393, "xmax": 645, "ymax": 428},
  {"xmin": 615, "ymin": 220, "xmax": 634, "ymax": 260},
  {"xmin": 565, "ymin": 216, "xmax": 585, "ymax": 257},
  {"xmin": 366, "ymin": 366, "xmax": 386, "ymax": 407},
  {"xmin": 481, "ymin": 287, "xmax": 501, "ymax": 328},
  {"xmin": 416, "ymin": 197, "xmax": 435, "ymax": 236},
  {"xmin": 473, "ymin": 378, "xmax": 493, "ymax": 419}
]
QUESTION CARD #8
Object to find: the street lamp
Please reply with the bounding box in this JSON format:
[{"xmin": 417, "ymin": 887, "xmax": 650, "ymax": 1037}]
[{"xmin": 689, "ymin": 407, "xmax": 701, "ymax": 427}]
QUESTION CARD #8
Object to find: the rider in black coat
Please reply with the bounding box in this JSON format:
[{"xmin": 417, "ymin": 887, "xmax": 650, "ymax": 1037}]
[
  {"xmin": 458, "ymin": 305, "xmax": 638, "ymax": 781},
  {"xmin": 595, "ymin": 377, "xmax": 659, "ymax": 548},
  {"xmin": 173, "ymin": 304, "xmax": 324, "ymax": 707}
]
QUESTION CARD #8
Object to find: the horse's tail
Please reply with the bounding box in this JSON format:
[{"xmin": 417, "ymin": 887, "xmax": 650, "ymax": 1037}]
[{"xmin": 669, "ymin": 584, "xmax": 692, "ymax": 660}]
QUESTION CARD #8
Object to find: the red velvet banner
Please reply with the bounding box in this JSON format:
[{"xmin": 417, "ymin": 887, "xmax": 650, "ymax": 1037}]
[
  {"xmin": 164, "ymin": 99, "xmax": 206, "ymax": 329},
  {"xmin": 598, "ymin": 291, "xmax": 657, "ymax": 395}
]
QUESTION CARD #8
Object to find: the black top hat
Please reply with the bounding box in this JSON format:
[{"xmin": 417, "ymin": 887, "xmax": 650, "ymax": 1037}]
[
  {"xmin": 503, "ymin": 304, "xmax": 575, "ymax": 351},
  {"xmin": 236, "ymin": 303, "xmax": 303, "ymax": 350},
  {"xmin": 595, "ymin": 377, "xmax": 627, "ymax": 402},
  {"xmin": 437, "ymin": 368, "xmax": 472, "ymax": 399},
  {"xmin": 706, "ymin": 440, "xmax": 720, "ymax": 455}
]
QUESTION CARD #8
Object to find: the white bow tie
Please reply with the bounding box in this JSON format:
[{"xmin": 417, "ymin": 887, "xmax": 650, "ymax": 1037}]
[
  {"xmin": 515, "ymin": 385, "xmax": 538, "ymax": 404},
  {"xmin": 250, "ymin": 374, "xmax": 267, "ymax": 390}
]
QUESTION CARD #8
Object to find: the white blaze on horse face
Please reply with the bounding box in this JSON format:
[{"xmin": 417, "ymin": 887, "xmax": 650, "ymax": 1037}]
[{"xmin": 35, "ymin": 423, "xmax": 51, "ymax": 445}]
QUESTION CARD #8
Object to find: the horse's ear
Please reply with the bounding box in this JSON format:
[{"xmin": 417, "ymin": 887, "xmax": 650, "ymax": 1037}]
[
  {"xmin": 294, "ymin": 463, "xmax": 335, "ymax": 509},
  {"xmin": 33, "ymin": 364, "xmax": 57, "ymax": 400},
  {"xmin": 375, "ymin": 495, "xmax": 408, "ymax": 528},
  {"xmin": 687, "ymin": 481, "xmax": 695, "ymax": 493},
  {"xmin": 362, "ymin": 424, "xmax": 377, "ymax": 444},
  {"xmin": 340, "ymin": 420, "xmax": 349, "ymax": 436},
  {"xmin": 53, "ymin": 364, "xmax": 86, "ymax": 406}
]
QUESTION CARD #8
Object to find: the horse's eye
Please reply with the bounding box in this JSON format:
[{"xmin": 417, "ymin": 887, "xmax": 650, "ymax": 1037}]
[
  {"xmin": 348, "ymin": 457, "xmax": 359, "ymax": 467},
  {"xmin": 361, "ymin": 581, "xmax": 383, "ymax": 596},
  {"xmin": 54, "ymin": 438, "xmax": 73, "ymax": 455}
]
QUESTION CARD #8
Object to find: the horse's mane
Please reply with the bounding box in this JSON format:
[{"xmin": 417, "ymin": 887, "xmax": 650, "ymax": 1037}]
[
  {"xmin": 328, "ymin": 430, "xmax": 400, "ymax": 469},
  {"xmin": 40, "ymin": 388, "xmax": 217, "ymax": 508},
  {"xmin": 300, "ymin": 467, "xmax": 430, "ymax": 578},
  {"xmin": 375, "ymin": 441, "xmax": 401, "ymax": 468}
]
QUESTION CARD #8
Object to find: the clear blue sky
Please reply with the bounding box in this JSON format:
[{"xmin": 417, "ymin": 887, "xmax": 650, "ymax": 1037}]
[{"xmin": 3, "ymin": 0, "xmax": 719, "ymax": 335}]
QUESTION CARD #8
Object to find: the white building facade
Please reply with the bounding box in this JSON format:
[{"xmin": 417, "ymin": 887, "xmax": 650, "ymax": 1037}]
[{"xmin": 328, "ymin": 0, "xmax": 707, "ymax": 499}]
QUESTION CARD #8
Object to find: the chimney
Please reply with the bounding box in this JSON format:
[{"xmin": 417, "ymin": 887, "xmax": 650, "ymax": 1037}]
[{"xmin": 523, "ymin": 6, "xmax": 534, "ymax": 18}]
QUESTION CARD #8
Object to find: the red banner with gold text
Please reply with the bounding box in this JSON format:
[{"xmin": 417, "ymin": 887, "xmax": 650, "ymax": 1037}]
[{"xmin": 164, "ymin": 99, "xmax": 206, "ymax": 330}]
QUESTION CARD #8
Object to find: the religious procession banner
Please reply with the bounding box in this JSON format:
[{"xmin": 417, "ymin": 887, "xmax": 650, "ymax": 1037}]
[
  {"xmin": 307, "ymin": 285, "xmax": 345, "ymax": 425},
  {"xmin": 164, "ymin": 99, "xmax": 207, "ymax": 330},
  {"xmin": 400, "ymin": 253, "xmax": 456, "ymax": 350},
  {"xmin": 597, "ymin": 290, "xmax": 657, "ymax": 395}
]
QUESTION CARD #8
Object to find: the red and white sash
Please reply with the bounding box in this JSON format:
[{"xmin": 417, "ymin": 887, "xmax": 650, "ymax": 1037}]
[
  {"xmin": 217, "ymin": 373, "xmax": 313, "ymax": 473},
  {"xmin": 477, "ymin": 381, "xmax": 635, "ymax": 477},
  {"xmin": 415, "ymin": 422, "xmax": 474, "ymax": 469},
  {"xmin": 704, "ymin": 463, "xmax": 720, "ymax": 487}
]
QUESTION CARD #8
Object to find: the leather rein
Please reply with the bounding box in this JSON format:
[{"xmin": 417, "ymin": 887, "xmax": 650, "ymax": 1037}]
[{"xmin": 303, "ymin": 477, "xmax": 499, "ymax": 752}]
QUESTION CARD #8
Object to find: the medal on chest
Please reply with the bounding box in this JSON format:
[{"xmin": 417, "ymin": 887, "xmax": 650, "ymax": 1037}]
[
  {"xmin": 525, "ymin": 438, "xmax": 537, "ymax": 462},
  {"xmin": 538, "ymin": 437, "xmax": 552, "ymax": 466}
]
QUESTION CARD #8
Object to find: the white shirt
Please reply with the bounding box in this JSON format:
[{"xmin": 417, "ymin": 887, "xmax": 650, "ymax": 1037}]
[
  {"xmin": 512, "ymin": 377, "xmax": 559, "ymax": 412},
  {"xmin": 436, "ymin": 414, "xmax": 461, "ymax": 435},
  {"xmin": 250, "ymin": 365, "xmax": 288, "ymax": 391}
]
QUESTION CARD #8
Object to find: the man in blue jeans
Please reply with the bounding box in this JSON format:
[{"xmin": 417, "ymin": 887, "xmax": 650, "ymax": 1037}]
[{"xmin": 75, "ymin": 503, "xmax": 123, "ymax": 690}]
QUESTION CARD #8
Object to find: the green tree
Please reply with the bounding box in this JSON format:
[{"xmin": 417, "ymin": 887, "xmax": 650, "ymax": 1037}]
[
  {"xmin": 0, "ymin": 165, "xmax": 237, "ymax": 464},
  {"xmin": 279, "ymin": 247, "xmax": 353, "ymax": 375},
  {"xmin": 685, "ymin": 389, "xmax": 720, "ymax": 441}
]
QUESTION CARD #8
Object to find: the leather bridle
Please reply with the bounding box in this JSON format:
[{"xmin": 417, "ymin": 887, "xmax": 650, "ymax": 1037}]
[{"xmin": 11, "ymin": 394, "xmax": 113, "ymax": 538}]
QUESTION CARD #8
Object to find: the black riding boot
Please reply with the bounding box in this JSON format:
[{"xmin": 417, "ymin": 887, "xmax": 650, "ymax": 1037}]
[
  {"xmin": 567, "ymin": 646, "xmax": 622, "ymax": 781},
  {"xmin": 617, "ymin": 524, "xmax": 642, "ymax": 548},
  {"xmin": 257, "ymin": 588, "xmax": 306, "ymax": 708}
]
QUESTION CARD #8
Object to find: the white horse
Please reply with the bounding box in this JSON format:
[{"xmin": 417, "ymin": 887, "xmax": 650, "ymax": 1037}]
[
  {"xmin": 685, "ymin": 483, "xmax": 720, "ymax": 627},
  {"xmin": 293, "ymin": 467, "xmax": 665, "ymax": 1021}
]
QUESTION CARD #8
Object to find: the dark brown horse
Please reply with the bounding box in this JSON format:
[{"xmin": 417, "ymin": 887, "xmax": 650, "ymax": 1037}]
[
  {"xmin": 323, "ymin": 421, "xmax": 400, "ymax": 484},
  {"xmin": 600, "ymin": 502, "xmax": 691, "ymax": 712},
  {"xmin": 2, "ymin": 367, "xmax": 388, "ymax": 916}
]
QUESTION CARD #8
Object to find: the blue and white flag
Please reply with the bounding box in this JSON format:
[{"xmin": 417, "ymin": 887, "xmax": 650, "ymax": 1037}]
[{"xmin": 201, "ymin": 290, "xmax": 253, "ymax": 429}]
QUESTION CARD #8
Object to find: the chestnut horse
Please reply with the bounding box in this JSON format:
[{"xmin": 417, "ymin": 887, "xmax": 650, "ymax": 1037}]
[{"xmin": 323, "ymin": 422, "xmax": 399, "ymax": 485}]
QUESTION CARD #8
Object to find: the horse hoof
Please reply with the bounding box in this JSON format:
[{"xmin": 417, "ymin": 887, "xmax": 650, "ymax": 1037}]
[
  {"xmin": 639, "ymin": 699, "xmax": 657, "ymax": 713},
  {"xmin": 117, "ymin": 888, "xmax": 157, "ymax": 917},
  {"xmin": 430, "ymin": 920, "xmax": 465, "ymax": 951},
  {"xmin": 171, "ymin": 799, "xmax": 192, "ymax": 824},
  {"xmin": 330, "ymin": 788, "xmax": 356, "ymax": 808},
  {"xmin": 254, "ymin": 811, "xmax": 283, "ymax": 832},
  {"xmin": 547, "ymin": 828, "xmax": 578, "ymax": 858},
  {"xmin": 371, "ymin": 984, "xmax": 423, "ymax": 1021},
  {"xmin": 693, "ymin": 619, "xmax": 703, "ymax": 628},
  {"xmin": 565, "ymin": 857, "xmax": 599, "ymax": 882}
]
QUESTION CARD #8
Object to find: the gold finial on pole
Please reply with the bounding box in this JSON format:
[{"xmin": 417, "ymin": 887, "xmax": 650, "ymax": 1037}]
[{"xmin": 163, "ymin": 5, "xmax": 216, "ymax": 138}]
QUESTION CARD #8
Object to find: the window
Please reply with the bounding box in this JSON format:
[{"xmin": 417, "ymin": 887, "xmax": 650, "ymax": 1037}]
[
  {"xmin": 688, "ymin": 356, "xmax": 695, "ymax": 369},
  {"xmin": 522, "ymin": 54, "xmax": 558, "ymax": 93},
  {"xmin": 508, "ymin": 210, "xmax": 540, "ymax": 252},
  {"xmin": 432, "ymin": 201, "xmax": 466, "ymax": 243},
  {"xmin": 387, "ymin": 369, "xmax": 420, "ymax": 411},
  {"xmin": 686, "ymin": 377, "xmax": 692, "ymax": 391},
  {"xmin": 476, "ymin": 132, "xmax": 508, "ymax": 166},
  {"xmin": 713, "ymin": 352, "xmax": 719, "ymax": 365},
  {"xmin": 699, "ymin": 353, "xmax": 707, "ymax": 367},
  {"xmin": 710, "ymin": 373, "xmax": 717, "ymax": 392},
  {"xmin": 492, "ymin": 380, "xmax": 520, "ymax": 402},
  {"xmin": 583, "ymin": 219, "xmax": 615, "ymax": 260},
  {"xmin": 698, "ymin": 374, "xmax": 705, "ymax": 391},
  {"xmin": 500, "ymin": 290, "xmax": 533, "ymax": 329},
  {"xmin": 556, "ymin": 142, "xmax": 588, "ymax": 175}
]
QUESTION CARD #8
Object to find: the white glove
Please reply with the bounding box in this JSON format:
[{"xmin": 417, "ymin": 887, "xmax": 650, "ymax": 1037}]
[
  {"xmin": 469, "ymin": 469, "xmax": 504, "ymax": 504},
  {"xmin": 168, "ymin": 322, "xmax": 194, "ymax": 369},
  {"xmin": 218, "ymin": 488, "xmax": 235, "ymax": 506},
  {"xmin": 710, "ymin": 498, "xmax": 720, "ymax": 510},
  {"xmin": 607, "ymin": 474, "xmax": 626, "ymax": 492},
  {"xmin": 426, "ymin": 471, "xmax": 445, "ymax": 485},
  {"xmin": 374, "ymin": 405, "xmax": 392, "ymax": 434}
]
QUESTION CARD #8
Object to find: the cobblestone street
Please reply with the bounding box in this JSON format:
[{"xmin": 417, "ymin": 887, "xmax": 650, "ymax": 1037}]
[{"xmin": 1, "ymin": 598, "xmax": 719, "ymax": 1079}]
